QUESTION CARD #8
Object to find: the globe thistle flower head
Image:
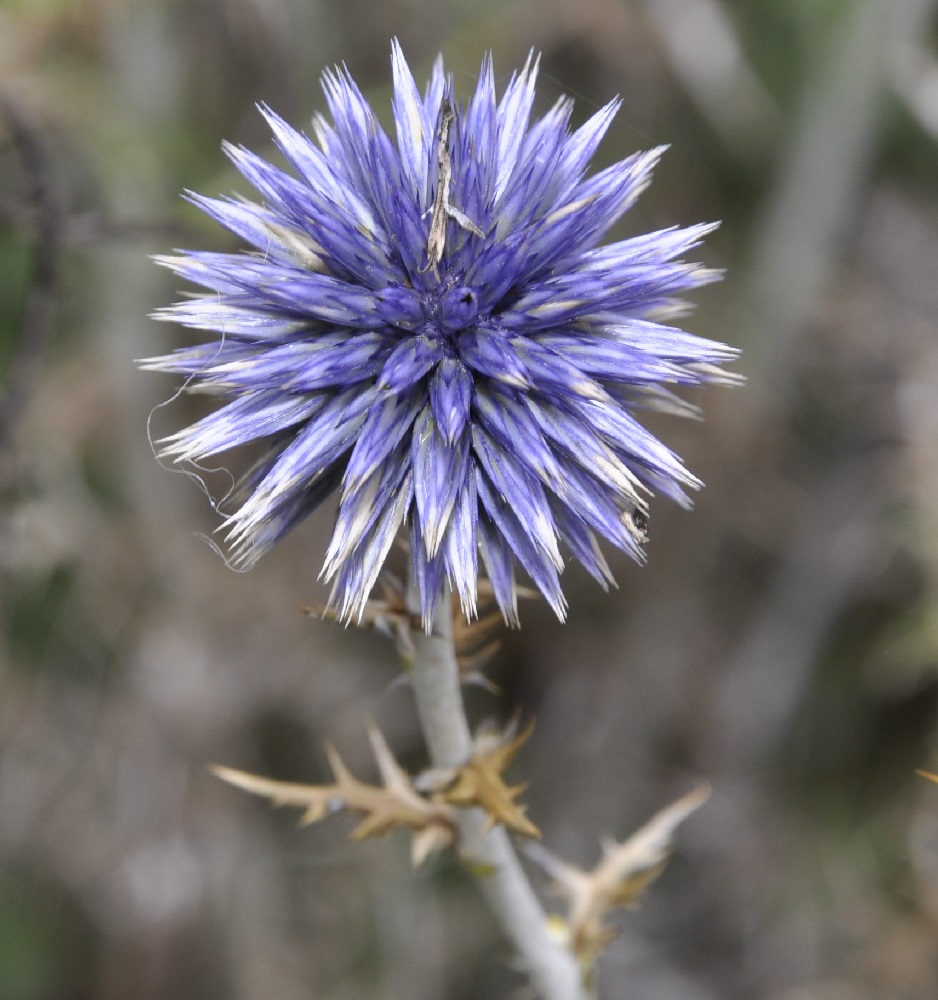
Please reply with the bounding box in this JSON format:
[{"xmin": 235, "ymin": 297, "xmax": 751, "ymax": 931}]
[{"xmin": 144, "ymin": 41, "xmax": 738, "ymax": 629}]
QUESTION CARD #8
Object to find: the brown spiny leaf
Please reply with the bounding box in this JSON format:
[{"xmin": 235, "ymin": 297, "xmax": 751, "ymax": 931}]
[
  {"xmin": 451, "ymin": 582, "xmax": 538, "ymax": 689},
  {"xmin": 302, "ymin": 574, "xmax": 417, "ymax": 661},
  {"xmin": 304, "ymin": 576, "xmax": 536, "ymax": 691},
  {"xmin": 212, "ymin": 725, "xmax": 458, "ymax": 866},
  {"xmin": 526, "ymin": 784, "xmax": 710, "ymax": 979},
  {"xmin": 422, "ymin": 718, "xmax": 541, "ymax": 839}
]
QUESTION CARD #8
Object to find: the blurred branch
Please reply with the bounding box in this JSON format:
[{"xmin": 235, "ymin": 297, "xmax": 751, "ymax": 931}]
[
  {"xmin": 742, "ymin": 0, "xmax": 937, "ymax": 404},
  {"xmin": 890, "ymin": 37, "xmax": 938, "ymax": 142},
  {"xmin": 56, "ymin": 213, "xmax": 193, "ymax": 246},
  {"xmin": 0, "ymin": 94, "xmax": 65, "ymax": 454},
  {"xmin": 706, "ymin": 462, "xmax": 882, "ymax": 769},
  {"xmin": 704, "ymin": 0, "xmax": 937, "ymax": 765},
  {"xmin": 641, "ymin": 0, "xmax": 779, "ymax": 154},
  {"xmin": 0, "ymin": 198, "xmax": 192, "ymax": 246}
]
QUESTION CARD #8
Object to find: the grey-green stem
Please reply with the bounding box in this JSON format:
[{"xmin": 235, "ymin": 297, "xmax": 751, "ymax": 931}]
[{"xmin": 407, "ymin": 591, "xmax": 588, "ymax": 1000}]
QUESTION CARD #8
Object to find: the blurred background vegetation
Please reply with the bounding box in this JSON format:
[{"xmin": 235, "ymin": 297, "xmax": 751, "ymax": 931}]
[{"xmin": 2, "ymin": 0, "xmax": 938, "ymax": 997}]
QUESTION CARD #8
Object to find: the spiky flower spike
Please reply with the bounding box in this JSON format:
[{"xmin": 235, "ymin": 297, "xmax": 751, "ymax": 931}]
[{"xmin": 144, "ymin": 41, "xmax": 737, "ymax": 628}]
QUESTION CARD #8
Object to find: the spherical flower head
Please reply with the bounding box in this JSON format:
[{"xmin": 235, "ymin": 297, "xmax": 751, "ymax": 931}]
[{"xmin": 144, "ymin": 41, "xmax": 738, "ymax": 628}]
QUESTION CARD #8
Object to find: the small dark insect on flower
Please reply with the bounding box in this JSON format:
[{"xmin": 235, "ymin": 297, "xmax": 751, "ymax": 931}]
[
  {"xmin": 627, "ymin": 507, "xmax": 649, "ymax": 544},
  {"xmin": 143, "ymin": 41, "xmax": 738, "ymax": 628}
]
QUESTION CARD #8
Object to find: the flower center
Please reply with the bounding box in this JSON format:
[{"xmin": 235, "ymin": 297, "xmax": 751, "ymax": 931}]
[{"xmin": 438, "ymin": 284, "xmax": 479, "ymax": 335}]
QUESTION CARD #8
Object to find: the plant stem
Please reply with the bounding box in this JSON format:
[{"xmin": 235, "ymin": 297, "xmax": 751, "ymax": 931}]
[{"xmin": 407, "ymin": 593, "xmax": 587, "ymax": 1000}]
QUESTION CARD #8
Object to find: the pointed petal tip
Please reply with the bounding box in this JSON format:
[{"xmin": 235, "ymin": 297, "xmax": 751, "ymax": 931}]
[{"xmin": 151, "ymin": 253, "xmax": 189, "ymax": 272}]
